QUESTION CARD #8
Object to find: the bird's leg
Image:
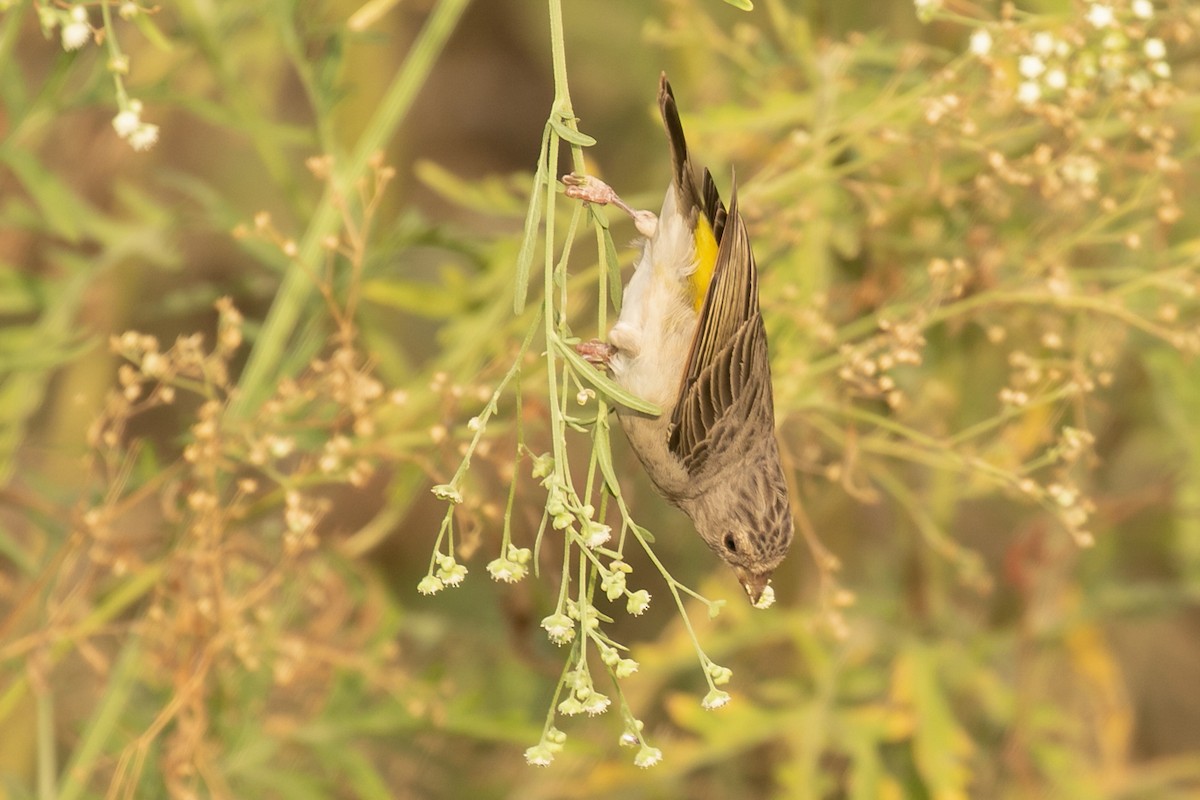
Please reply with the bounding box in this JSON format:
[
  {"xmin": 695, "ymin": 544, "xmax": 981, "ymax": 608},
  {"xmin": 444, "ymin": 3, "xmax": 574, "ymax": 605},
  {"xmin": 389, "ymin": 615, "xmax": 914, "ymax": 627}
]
[
  {"xmin": 574, "ymin": 339, "xmax": 615, "ymax": 367},
  {"xmin": 562, "ymin": 173, "xmax": 658, "ymax": 239}
]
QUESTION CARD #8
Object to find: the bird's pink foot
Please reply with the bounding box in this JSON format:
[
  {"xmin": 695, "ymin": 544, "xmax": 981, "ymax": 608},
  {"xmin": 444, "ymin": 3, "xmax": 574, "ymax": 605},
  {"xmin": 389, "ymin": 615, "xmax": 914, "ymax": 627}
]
[
  {"xmin": 562, "ymin": 173, "xmax": 658, "ymax": 238},
  {"xmin": 575, "ymin": 339, "xmax": 615, "ymax": 367}
]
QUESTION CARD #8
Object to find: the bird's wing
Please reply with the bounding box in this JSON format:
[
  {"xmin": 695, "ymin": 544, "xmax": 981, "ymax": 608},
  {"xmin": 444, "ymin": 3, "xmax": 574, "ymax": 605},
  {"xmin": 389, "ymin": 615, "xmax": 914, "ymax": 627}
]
[{"xmin": 669, "ymin": 186, "xmax": 774, "ymax": 475}]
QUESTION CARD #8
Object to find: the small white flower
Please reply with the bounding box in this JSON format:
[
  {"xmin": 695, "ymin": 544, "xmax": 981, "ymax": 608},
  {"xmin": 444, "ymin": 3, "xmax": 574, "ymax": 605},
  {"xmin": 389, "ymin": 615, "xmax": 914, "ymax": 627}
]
[
  {"xmin": 1144, "ymin": 38, "xmax": 1166, "ymax": 61},
  {"xmin": 1032, "ymin": 32, "xmax": 1055, "ymax": 56},
  {"xmin": 583, "ymin": 521, "xmax": 611, "ymax": 548},
  {"xmin": 119, "ymin": 1, "xmax": 140, "ymax": 19},
  {"xmin": 524, "ymin": 744, "xmax": 554, "ymax": 767},
  {"xmin": 633, "ymin": 745, "xmax": 663, "ymax": 768},
  {"xmin": 626, "ymin": 589, "xmax": 651, "ymax": 616},
  {"xmin": 1044, "ymin": 68, "xmax": 1068, "ymax": 90},
  {"xmin": 614, "ymin": 658, "xmax": 639, "ymax": 678},
  {"xmin": 1062, "ymin": 155, "xmax": 1099, "ymax": 186},
  {"xmin": 582, "ymin": 691, "xmax": 611, "ymax": 716},
  {"xmin": 128, "ymin": 123, "xmax": 159, "ymax": 152},
  {"xmin": 61, "ymin": 19, "xmax": 90, "ymax": 51},
  {"xmin": 1016, "ymin": 81, "xmax": 1042, "ymax": 105},
  {"xmin": 557, "ymin": 695, "xmax": 585, "ymax": 716},
  {"xmin": 438, "ymin": 561, "xmax": 467, "ymax": 586},
  {"xmin": 1019, "ymin": 55, "xmax": 1046, "ymax": 79},
  {"xmin": 417, "ymin": 575, "xmax": 444, "ymax": 595},
  {"xmin": 702, "ymin": 689, "xmax": 731, "ymax": 710},
  {"xmin": 968, "ymin": 29, "xmax": 992, "ymax": 57},
  {"xmin": 1086, "ymin": 3, "xmax": 1115, "ymax": 28},
  {"xmin": 1151, "ymin": 60, "xmax": 1171, "ymax": 78},
  {"xmin": 1131, "ymin": 0, "xmax": 1154, "ymax": 19},
  {"xmin": 540, "ymin": 612, "xmax": 575, "ymax": 644},
  {"xmin": 487, "ymin": 557, "xmax": 527, "ymax": 583},
  {"xmin": 430, "ymin": 483, "xmax": 463, "ymax": 504},
  {"xmin": 488, "ymin": 562, "xmax": 512, "ymax": 582}
]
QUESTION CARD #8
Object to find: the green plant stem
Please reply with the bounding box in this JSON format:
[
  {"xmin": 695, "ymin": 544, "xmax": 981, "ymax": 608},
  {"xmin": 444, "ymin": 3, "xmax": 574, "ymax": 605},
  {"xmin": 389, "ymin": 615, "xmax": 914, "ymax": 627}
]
[
  {"xmin": 56, "ymin": 636, "xmax": 145, "ymax": 800},
  {"xmin": 624, "ymin": 508, "xmax": 719, "ymax": 691},
  {"xmin": 232, "ymin": 0, "xmax": 472, "ymax": 418},
  {"xmin": 98, "ymin": 1, "xmax": 128, "ymax": 105},
  {"xmin": 37, "ymin": 685, "xmax": 55, "ymax": 798},
  {"xmin": 446, "ymin": 309, "xmax": 543, "ymax": 489}
]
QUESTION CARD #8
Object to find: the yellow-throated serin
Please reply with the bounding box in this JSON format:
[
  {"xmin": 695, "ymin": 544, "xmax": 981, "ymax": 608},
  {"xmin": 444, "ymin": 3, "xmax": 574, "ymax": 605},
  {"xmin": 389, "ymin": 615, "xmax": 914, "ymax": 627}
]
[{"xmin": 564, "ymin": 74, "xmax": 794, "ymax": 604}]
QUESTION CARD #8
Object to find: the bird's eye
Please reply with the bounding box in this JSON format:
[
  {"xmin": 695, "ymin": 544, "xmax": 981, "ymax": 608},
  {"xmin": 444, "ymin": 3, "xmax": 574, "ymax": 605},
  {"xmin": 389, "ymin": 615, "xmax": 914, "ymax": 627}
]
[{"xmin": 723, "ymin": 534, "xmax": 738, "ymax": 553}]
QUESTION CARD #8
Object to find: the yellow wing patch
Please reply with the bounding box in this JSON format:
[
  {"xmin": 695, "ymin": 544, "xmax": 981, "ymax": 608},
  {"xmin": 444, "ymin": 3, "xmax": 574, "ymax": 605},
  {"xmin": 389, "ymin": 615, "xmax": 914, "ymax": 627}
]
[{"xmin": 689, "ymin": 216, "xmax": 719, "ymax": 311}]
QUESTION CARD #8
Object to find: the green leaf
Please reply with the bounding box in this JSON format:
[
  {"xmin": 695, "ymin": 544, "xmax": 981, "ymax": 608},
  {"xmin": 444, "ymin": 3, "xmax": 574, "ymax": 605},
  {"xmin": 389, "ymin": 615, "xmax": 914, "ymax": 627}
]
[
  {"xmin": 361, "ymin": 277, "xmax": 465, "ymax": 318},
  {"xmin": 414, "ymin": 160, "xmax": 525, "ymax": 217},
  {"xmin": 0, "ymin": 148, "xmax": 91, "ymax": 242},
  {"xmin": 601, "ymin": 225, "xmax": 622, "ymax": 313},
  {"xmin": 895, "ymin": 643, "xmax": 973, "ymax": 797},
  {"xmin": 594, "ymin": 416, "xmax": 622, "ymax": 497},
  {"xmin": 629, "ymin": 520, "xmax": 655, "ymax": 544},
  {"xmin": 553, "ymin": 336, "xmax": 661, "ymax": 416},
  {"xmin": 550, "ymin": 116, "xmax": 597, "ymax": 147},
  {"xmin": 723, "ymin": 0, "xmax": 754, "ymax": 9},
  {"xmin": 0, "ymin": 264, "xmax": 42, "ymax": 315},
  {"xmin": 132, "ymin": 11, "xmax": 176, "ymax": 51},
  {"xmin": 513, "ymin": 124, "xmax": 550, "ymax": 313}
]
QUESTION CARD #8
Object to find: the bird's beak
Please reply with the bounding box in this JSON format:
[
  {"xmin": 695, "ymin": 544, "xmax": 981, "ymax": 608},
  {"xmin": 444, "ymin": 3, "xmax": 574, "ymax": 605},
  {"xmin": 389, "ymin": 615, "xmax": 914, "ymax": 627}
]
[{"xmin": 734, "ymin": 567, "xmax": 772, "ymax": 605}]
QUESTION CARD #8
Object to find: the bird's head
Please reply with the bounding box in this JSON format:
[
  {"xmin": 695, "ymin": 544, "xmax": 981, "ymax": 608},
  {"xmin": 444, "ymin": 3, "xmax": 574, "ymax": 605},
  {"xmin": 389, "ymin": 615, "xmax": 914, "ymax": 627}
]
[{"xmin": 691, "ymin": 484, "xmax": 794, "ymax": 605}]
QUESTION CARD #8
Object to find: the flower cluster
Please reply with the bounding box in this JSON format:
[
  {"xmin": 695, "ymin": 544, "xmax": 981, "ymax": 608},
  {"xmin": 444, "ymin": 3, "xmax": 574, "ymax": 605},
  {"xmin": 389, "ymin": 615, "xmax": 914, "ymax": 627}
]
[
  {"xmin": 25, "ymin": 1, "xmax": 162, "ymax": 151},
  {"xmin": 837, "ymin": 313, "xmax": 929, "ymax": 410},
  {"xmin": 965, "ymin": 2, "xmax": 1173, "ymax": 111},
  {"xmin": 112, "ymin": 99, "xmax": 160, "ymax": 152},
  {"xmin": 487, "ymin": 543, "xmax": 533, "ymax": 583}
]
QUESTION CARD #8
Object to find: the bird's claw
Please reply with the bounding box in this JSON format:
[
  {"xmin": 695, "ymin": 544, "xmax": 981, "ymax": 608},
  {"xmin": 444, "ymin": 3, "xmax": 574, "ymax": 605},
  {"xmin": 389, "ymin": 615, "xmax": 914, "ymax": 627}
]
[
  {"xmin": 562, "ymin": 173, "xmax": 658, "ymax": 238},
  {"xmin": 562, "ymin": 173, "xmax": 617, "ymax": 205},
  {"xmin": 575, "ymin": 339, "xmax": 615, "ymax": 367}
]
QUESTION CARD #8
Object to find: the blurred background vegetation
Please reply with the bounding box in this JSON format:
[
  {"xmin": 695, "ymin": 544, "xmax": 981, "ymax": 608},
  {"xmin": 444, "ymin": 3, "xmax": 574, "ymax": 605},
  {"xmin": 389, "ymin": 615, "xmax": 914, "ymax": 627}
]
[{"xmin": 2, "ymin": 0, "xmax": 1200, "ymax": 797}]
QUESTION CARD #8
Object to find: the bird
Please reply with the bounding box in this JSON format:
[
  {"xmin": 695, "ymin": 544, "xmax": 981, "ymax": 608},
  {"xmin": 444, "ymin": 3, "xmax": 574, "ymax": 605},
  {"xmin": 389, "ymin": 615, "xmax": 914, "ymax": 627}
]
[{"xmin": 563, "ymin": 73, "xmax": 794, "ymax": 605}]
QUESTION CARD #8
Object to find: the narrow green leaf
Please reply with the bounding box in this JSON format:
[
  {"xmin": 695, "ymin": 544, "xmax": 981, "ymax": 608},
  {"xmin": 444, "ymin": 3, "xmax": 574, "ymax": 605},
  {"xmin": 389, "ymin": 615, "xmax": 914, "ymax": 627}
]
[
  {"xmin": 602, "ymin": 226, "xmax": 622, "ymax": 313},
  {"xmin": 132, "ymin": 11, "xmax": 175, "ymax": 51},
  {"xmin": 594, "ymin": 416, "xmax": 622, "ymax": 497},
  {"xmin": 0, "ymin": 264, "xmax": 41, "ymax": 314},
  {"xmin": 553, "ymin": 336, "xmax": 661, "ymax": 416},
  {"xmin": 513, "ymin": 125, "xmax": 551, "ymax": 313},
  {"xmin": 57, "ymin": 637, "xmax": 145, "ymax": 800},
  {"xmin": 414, "ymin": 160, "xmax": 525, "ymax": 217},
  {"xmin": 361, "ymin": 278, "xmax": 466, "ymax": 318},
  {"xmin": 348, "ymin": 0, "xmax": 405, "ymax": 31},
  {"xmin": 723, "ymin": 0, "xmax": 754, "ymax": 9},
  {"xmin": 630, "ymin": 520, "xmax": 656, "ymax": 545},
  {"xmin": 0, "ymin": 149, "xmax": 90, "ymax": 242},
  {"xmin": 550, "ymin": 116, "xmax": 597, "ymax": 147}
]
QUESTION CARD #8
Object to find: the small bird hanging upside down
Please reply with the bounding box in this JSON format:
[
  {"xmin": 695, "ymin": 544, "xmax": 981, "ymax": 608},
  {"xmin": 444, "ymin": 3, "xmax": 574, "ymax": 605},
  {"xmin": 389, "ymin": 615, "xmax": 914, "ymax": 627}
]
[{"xmin": 563, "ymin": 73, "xmax": 794, "ymax": 605}]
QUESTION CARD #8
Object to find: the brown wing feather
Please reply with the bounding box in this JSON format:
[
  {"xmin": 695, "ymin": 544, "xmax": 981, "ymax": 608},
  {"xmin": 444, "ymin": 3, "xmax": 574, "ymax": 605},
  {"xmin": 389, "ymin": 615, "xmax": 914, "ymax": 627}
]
[
  {"xmin": 701, "ymin": 168, "xmax": 727, "ymax": 243},
  {"xmin": 670, "ymin": 188, "xmax": 769, "ymax": 473}
]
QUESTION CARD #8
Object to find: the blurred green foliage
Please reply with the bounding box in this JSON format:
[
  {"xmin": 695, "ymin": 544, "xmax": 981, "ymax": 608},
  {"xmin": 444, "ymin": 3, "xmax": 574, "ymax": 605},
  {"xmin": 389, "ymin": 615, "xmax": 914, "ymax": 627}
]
[{"xmin": 2, "ymin": 0, "xmax": 1200, "ymax": 797}]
